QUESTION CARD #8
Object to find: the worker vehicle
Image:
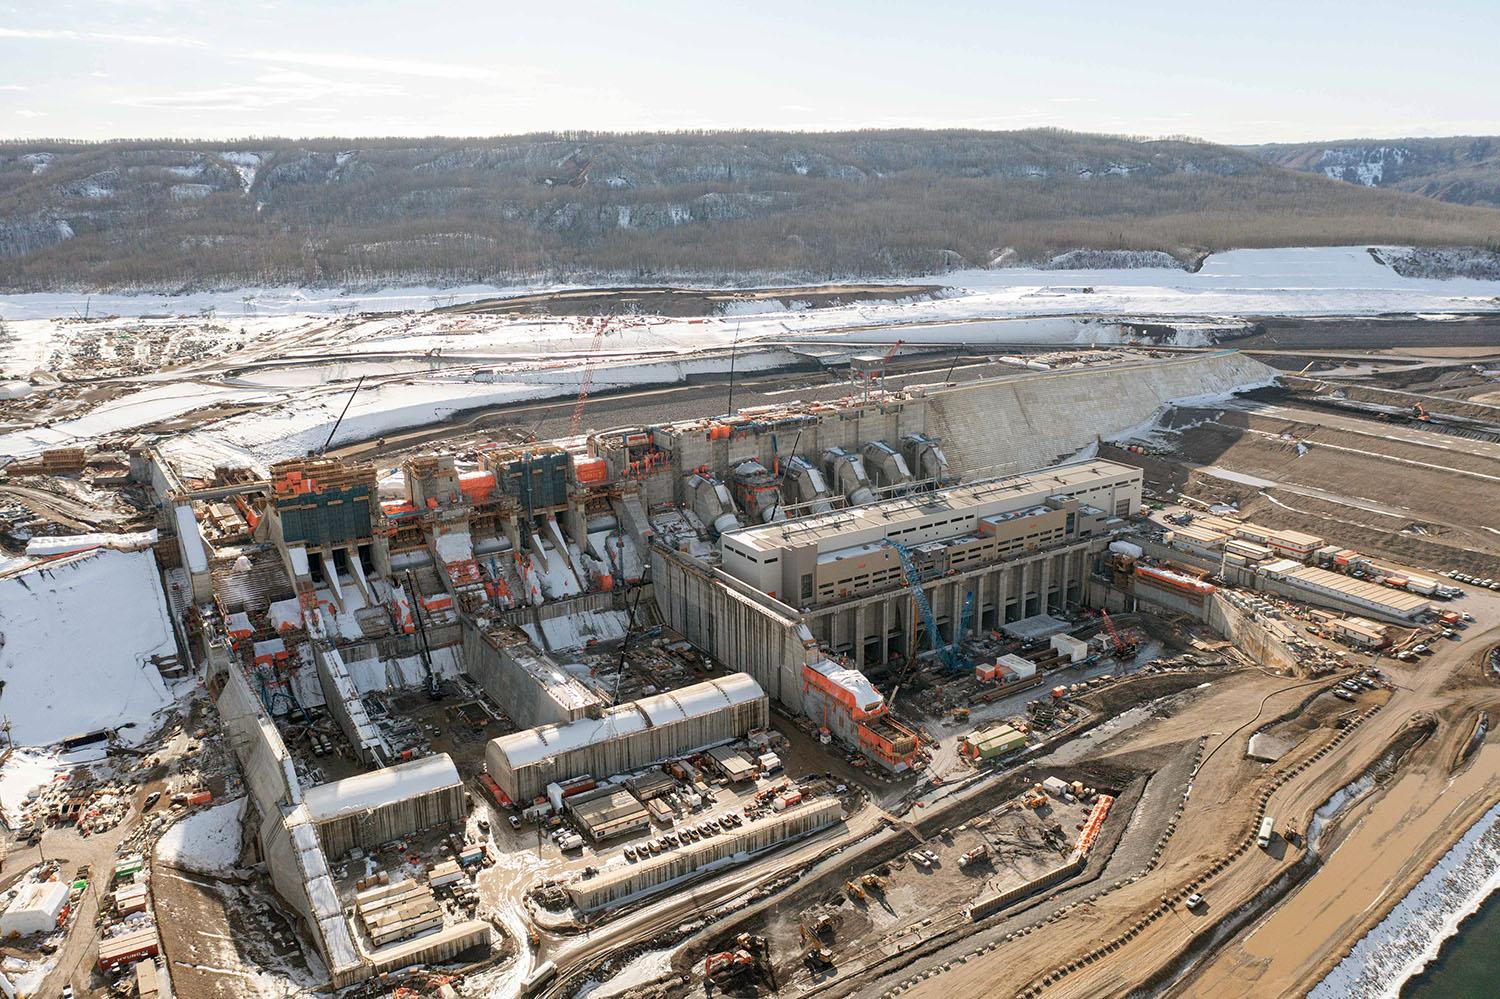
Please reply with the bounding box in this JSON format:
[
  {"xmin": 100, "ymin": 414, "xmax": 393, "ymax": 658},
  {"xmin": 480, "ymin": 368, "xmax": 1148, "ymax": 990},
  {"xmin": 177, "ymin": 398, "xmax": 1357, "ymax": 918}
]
[
  {"xmin": 1257, "ymin": 816, "xmax": 1276, "ymax": 849},
  {"xmin": 1185, "ymin": 893, "xmax": 1204, "ymax": 910},
  {"xmin": 520, "ymin": 961, "xmax": 557, "ymax": 997},
  {"xmin": 1334, "ymin": 690, "xmax": 1356, "ymax": 702}
]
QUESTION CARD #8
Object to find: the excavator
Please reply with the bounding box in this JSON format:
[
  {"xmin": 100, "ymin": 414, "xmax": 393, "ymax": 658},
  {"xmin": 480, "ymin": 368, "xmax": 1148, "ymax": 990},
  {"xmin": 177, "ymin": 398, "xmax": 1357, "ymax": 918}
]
[
  {"xmin": 1100, "ymin": 609, "xmax": 1138, "ymax": 658},
  {"xmin": 704, "ymin": 934, "xmax": 767, "ymax": 984}
]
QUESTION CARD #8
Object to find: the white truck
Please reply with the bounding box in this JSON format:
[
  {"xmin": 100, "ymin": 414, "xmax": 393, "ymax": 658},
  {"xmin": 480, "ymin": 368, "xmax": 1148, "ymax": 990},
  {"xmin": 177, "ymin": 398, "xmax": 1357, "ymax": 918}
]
[{"xmin": 1257, "ymin": 815, "xmax": 1275, "ymax": 849}]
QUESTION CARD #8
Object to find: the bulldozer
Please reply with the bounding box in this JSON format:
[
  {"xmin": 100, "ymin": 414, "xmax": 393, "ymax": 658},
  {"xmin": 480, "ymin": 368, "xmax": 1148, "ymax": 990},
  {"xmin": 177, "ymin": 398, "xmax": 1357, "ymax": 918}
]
[
  {"xmin": 805, "ymin": 946, "xmax": 835, "ymax": 970},
  {"xmin": 800, "ymin": 913, "xmax": 835, "ymax": 944},
  {"xmin": 845, "ymin": 879, "xmax": 866, "ymax": 901},
  {"xmin": 861, "ymin": 873, "xmax": 886, "ymax": 893}
]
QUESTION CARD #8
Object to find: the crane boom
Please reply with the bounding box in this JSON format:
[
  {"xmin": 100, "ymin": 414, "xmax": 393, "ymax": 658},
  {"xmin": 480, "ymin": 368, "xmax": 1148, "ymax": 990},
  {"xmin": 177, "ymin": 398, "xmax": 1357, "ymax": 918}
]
[
  {"xmin": 882, "ymin": 538, "xmax": 958, "ymax": 670},
  {"xmin": 569, "ymin": 318, "xmax": 613, "ymax": 436}
]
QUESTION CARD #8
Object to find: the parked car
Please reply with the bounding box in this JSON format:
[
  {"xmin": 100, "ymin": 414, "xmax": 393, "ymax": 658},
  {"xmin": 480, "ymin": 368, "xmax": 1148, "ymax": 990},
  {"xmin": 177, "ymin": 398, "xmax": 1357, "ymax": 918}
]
[{"xmin": 1185, "ymin": 893, "xmax": 1205, "ymax": 910}]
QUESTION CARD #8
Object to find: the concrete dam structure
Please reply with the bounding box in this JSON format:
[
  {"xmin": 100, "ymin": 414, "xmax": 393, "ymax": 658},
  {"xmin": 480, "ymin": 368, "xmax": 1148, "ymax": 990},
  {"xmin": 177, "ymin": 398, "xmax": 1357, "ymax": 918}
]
[{"xmin": 918, "ymin": 350, "xmax": 1276, "ymax": 478}]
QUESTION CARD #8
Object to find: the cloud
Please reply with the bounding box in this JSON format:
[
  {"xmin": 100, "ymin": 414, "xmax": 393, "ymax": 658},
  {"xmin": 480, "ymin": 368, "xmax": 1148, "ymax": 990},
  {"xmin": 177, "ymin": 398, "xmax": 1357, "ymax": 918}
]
[
  {"xmin": 245, "ymin": 49, "xmax": 502, "ymax": 82},
  {"xmin": 114, "ymin": 68, "xmax": 403, "ymax": 114},
  {"xmin": 15, "ymin": 109, "xmax": 46, "ymax": 118},
  {"xmin": 0, "ymin": 84, "xmax": 30, "ymax": 91},
  {"xmin": 0, "ymin": 27, "xmax": 206, "ymax": 47}
]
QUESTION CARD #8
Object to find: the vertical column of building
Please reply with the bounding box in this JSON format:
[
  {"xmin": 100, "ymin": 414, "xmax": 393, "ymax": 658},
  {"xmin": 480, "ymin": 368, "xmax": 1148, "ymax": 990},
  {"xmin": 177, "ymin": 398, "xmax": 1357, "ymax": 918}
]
[
  {"xmin": 1040, "ymin": 555, "xmax": 1055, "ymax": 614},
  {"xmin": 854, "ymin": 604, "xmax": 867, "ymax": 668}
]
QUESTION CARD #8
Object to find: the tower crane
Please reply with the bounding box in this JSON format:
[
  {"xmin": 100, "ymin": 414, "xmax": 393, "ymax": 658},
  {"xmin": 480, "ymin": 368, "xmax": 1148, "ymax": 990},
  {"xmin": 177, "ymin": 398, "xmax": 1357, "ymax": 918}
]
[{"xmin": 568, "ymin": 317, "xmax": 616, "ymax": 436}]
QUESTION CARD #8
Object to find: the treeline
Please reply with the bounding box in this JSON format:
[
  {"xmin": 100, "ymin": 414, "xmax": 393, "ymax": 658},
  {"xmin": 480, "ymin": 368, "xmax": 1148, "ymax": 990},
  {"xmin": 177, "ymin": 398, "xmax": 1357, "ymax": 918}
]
[
  {"xmin": 1249, "ymin": 136, "xmax": 1500, "ymax": 211},
  {"xmin": 2, "ymin": 130, "xmax": 1499, "ymax": 291}
]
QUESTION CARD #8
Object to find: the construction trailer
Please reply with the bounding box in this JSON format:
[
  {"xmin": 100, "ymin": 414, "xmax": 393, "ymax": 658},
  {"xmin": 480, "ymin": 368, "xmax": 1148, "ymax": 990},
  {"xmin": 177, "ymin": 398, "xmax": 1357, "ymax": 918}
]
[
  {"xmin": 1329, "ymin": 616, "xmax": 1390, "ymax": 649},
  {"xmin": 302, "ymin": 753, "xmax": 466, "ymax": 859},
  {"xmin": 705, "ymin": 745, "xmax": 758, "ymax": 783},
  {"xmin": 98, "ymin": 927, "xmax": 161, "ymax": 972},
  {"xmin": 962, "ymin": 724, "xmax": 1027, "ymax": 760},
  {"xmin": 567, "ymin": 786, "xmax": 652, "ymax": 841},
  {"xmin": 355, "ymin": 880, "xmax": 445, "ymax": 948},
  {"xmin": 485, "ymin": 674, "xmax": 770, "ymax": 803},
  {"xmin": 566, "ymin": 799, "xmax": 844, "ymax": 912}
]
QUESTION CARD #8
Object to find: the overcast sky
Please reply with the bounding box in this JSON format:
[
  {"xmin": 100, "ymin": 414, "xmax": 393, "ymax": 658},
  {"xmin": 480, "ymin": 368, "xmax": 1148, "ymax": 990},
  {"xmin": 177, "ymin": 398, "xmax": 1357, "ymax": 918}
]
[{"xmin": 2, "ymin": 0, "xmax": 1497, "ymax": 143}]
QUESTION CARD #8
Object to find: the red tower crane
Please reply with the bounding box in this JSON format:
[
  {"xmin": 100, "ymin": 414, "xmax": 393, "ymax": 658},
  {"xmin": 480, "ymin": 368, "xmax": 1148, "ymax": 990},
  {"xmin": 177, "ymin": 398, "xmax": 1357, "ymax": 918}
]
[{"xmin": 568, "ymin": 317, "xmax": 615, "ymax": 436}]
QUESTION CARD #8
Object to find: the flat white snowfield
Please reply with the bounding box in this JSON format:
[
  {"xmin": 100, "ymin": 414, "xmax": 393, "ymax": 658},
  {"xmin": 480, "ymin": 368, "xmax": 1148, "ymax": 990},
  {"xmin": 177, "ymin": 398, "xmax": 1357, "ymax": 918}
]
[
  {"xmin": 3, "ymin": 245, "xmax": 1498, "ymax": 322},
  {"xmin": 1, "ymin": 245, "xmax": 1497, "ymax": 467}
]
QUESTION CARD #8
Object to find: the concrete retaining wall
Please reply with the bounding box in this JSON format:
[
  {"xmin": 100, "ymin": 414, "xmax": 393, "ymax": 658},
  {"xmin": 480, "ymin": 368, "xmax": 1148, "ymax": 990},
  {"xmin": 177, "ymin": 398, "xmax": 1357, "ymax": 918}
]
[
  {"xmin": 1206, "ymin": 594, "xmax": 1301, "ymax": 672},
  {"xmin": 216, "ymin": 665, "xmax": 300, "ymax": 816},
  {"xmin": 460, "ymin": 617, "xmax": 601, "ymax": 728},
  {"xmin": 968, "ymin": 853, "xmax": 1086, "ymax": 921},
  {"xmin": 651, "ymin": 547, "xmax": 815, "ymax": 712}
]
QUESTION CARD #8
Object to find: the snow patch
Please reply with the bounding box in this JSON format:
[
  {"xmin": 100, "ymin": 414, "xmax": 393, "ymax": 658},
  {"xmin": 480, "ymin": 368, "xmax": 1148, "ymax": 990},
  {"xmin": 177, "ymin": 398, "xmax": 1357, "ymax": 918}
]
[
  {"xmin": 0, "ymin": 549, "xmax": 177, "ymax": 747},
  {"xmin": 155, "ymin": 797, "xmax": 247, "ymax": 875}
]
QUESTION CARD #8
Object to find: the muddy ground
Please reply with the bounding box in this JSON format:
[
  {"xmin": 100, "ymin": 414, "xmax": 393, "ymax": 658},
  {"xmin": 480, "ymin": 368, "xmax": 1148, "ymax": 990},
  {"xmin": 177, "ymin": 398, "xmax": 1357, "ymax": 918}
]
[{"xmin": 1234, "ymin": 315, "xmax": 1500, "ymax": 352}]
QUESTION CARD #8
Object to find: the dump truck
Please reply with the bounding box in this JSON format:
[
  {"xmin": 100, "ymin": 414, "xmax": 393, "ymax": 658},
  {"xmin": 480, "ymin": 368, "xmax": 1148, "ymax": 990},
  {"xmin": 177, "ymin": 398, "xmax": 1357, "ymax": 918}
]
[{"xmin": 958, "ymin": 844, "xmax": 990, "ymax": 869}]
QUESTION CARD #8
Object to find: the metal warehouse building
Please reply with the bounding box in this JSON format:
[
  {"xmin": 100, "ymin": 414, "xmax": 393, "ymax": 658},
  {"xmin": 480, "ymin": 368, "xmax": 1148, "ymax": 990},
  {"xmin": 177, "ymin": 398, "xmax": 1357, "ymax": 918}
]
[
  {"xmin": 485, "ymin": 674, "xmax": 769, "ymax": 803},
  {"xmin": 303, "ymin": 753, "xmax": 466, "ymax": 859}
]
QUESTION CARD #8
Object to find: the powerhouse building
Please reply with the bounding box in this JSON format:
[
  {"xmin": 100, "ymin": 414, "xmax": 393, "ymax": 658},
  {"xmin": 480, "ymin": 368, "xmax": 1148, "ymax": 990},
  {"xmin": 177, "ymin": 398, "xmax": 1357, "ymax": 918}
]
[
  {"xmin": 719, "ymin": 461, "xmax": 1142, "ymax": 666},
  {"xmin": 485, "ymin": 674, "xmax": 769, "ymax": 802}
]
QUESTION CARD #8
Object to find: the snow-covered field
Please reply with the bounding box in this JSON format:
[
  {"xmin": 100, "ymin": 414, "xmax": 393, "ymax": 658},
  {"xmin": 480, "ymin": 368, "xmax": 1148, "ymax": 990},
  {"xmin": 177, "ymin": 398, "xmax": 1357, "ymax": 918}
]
[
  {"xmin": 156, "ymin": 796, "xmax": 247, "ymax": 875},
  {"xmin": 3, "ymin": 246, "xmax": 1498, "ymax": 468},
  {"xmin": 1311, "ymin": 799, "xmax": 1500, "ymax": 998},
  {"xmin": 0, "ymin": 548, "xmax": 177, "ymax": 746},
  {"xmin": 3, "ymin": 246, "xmax": 1499, "ymax": 323}
]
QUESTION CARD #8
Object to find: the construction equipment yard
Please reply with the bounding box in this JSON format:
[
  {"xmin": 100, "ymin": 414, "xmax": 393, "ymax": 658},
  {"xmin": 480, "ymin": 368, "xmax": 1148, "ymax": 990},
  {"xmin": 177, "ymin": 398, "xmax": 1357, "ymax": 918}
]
[{"xmin": 3, "ymin": 256, "xmax": 1500, "ymax": 999}]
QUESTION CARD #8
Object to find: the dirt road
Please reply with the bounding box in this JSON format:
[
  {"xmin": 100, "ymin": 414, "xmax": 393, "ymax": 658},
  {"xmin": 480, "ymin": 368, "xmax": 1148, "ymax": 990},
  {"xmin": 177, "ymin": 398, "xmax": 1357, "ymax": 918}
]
[{"xmin": 886, "ymin": 597, "xmax": 1500, "ymax": 998}]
